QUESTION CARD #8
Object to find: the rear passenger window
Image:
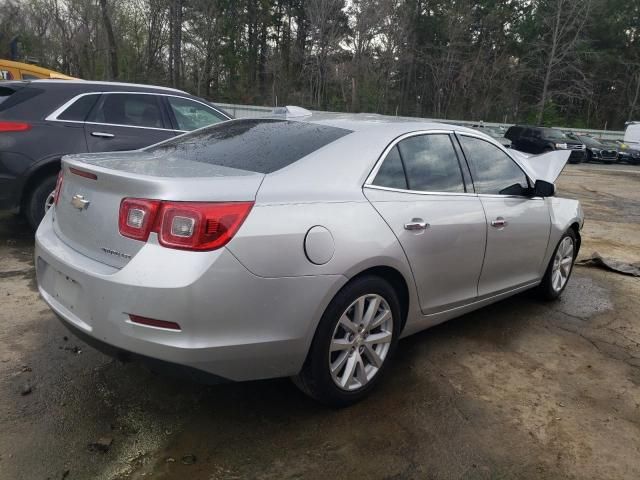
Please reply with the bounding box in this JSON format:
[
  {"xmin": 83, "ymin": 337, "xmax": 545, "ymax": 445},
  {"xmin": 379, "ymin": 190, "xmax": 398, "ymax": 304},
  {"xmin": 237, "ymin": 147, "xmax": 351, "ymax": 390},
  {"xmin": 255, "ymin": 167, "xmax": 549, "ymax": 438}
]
[
  {"xmin": 89, "ymin": 93, "xmax": 164, "ymax": 128},
  {"xmin": 58, "ymin": 94, "xmax": 99, "ymax": 121},
  {"xmin": 372, "ymin": 146, "xmax": 407, "ymax": 190},
  {"xmin": 397, "ymin": 134, "xmax": 465, "ymax": 193},
  {"xmin": 459, "ymin": 135, "xmax": 529, "ymax": 195}
]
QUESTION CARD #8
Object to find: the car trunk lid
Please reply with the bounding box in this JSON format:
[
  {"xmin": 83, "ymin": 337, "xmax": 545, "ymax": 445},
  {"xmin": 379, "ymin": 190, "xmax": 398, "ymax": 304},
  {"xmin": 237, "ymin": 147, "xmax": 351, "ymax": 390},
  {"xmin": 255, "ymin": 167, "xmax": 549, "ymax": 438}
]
[{"xmin": 53, "ymin": 151, "xmax": 264, "ymax": 268}]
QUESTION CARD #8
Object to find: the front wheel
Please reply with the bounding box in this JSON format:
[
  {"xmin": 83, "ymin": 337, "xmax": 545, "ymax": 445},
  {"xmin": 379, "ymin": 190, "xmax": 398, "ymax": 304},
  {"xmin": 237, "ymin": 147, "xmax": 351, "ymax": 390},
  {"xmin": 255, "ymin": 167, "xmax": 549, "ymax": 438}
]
[
  {"xmin": 538, "ymin": 230, "xmax": 577, "ymax": 300},
  {"xmin": 293, "ymin": 275, "xmax": 401, "ymax": 407}
]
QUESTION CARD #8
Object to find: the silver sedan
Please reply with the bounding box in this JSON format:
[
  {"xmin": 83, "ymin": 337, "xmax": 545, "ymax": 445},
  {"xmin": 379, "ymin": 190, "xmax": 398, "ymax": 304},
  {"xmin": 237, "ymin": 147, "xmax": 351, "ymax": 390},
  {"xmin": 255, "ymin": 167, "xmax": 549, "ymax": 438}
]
[{"xmin": 35, "ymin": 115, "xmax": 583, "ymax": 406}]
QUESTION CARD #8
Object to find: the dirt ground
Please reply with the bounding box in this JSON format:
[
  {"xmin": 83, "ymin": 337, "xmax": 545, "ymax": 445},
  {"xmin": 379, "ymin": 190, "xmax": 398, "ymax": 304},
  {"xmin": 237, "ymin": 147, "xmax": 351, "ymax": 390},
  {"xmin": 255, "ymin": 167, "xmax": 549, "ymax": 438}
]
[{"xmin": 0, "ymin": 163, "xmax": 639, "ymax": 480}]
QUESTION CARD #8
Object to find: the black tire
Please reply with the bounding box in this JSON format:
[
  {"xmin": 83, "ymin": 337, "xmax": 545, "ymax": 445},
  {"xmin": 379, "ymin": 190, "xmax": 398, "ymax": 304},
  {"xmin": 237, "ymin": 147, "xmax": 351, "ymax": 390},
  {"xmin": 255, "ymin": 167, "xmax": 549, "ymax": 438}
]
[
  {"xmin": 24, "ymin": 174, "xmax": 57, "ymax": 230},
  {"xmin": 293, "ymin": 275, "xmax": 402, "ymax": 407},
  {"xmin": 538, "ymin": 229, "xmax": 578, "ymax": 301}
]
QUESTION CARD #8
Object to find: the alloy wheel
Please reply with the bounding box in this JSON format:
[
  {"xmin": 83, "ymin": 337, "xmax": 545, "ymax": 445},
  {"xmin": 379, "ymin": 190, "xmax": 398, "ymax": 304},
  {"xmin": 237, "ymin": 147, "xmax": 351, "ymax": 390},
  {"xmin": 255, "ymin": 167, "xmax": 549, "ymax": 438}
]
[
  {"xmin": 551, "ymin": 236, "xmax": 574, "ymax": 292},
  {"xmin": 44, "ymin": 190, "xmax": 55, "ymax": 213},
  {"xmin": 329, "ymin": 294, "xmax": 393, "ymax": 391}
]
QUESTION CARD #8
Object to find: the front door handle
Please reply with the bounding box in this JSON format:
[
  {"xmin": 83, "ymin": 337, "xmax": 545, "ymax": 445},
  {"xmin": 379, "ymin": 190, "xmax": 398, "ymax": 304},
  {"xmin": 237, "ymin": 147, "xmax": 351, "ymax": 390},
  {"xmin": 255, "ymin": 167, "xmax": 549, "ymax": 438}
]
[
  {"xmin": 404, "ymin": 219, "xmax": 429, "ymax": 231},
  {"xmin": 91, "ymin": 131, "xmax": 115, "ymax": 138},
  {"xmin": 491, "ymin": 217, "xmax": 507, "ymax": 228}
]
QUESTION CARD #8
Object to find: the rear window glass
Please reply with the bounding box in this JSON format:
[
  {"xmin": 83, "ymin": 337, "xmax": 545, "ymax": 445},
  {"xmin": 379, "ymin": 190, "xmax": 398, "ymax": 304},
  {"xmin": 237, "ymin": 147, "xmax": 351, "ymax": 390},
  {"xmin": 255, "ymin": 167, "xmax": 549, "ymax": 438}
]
[
  {"xmin": 147, "ymin": 119, "xmax": 352, "ymax": 174},
  {"xmin": 58, "ymin": 94, "xmax": 99, "ymax": 121}
]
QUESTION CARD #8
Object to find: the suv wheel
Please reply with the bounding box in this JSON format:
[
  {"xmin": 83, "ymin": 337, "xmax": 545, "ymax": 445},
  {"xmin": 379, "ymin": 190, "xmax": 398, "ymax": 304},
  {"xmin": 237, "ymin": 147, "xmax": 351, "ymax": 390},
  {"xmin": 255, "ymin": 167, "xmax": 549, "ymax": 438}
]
[
  {"xmin": 293, "ymin": 275, "xmax": 401, "ymax": 407},
  {"xmin": 24, "ymin": 173, "xmax": 57, "ymax": 230}
]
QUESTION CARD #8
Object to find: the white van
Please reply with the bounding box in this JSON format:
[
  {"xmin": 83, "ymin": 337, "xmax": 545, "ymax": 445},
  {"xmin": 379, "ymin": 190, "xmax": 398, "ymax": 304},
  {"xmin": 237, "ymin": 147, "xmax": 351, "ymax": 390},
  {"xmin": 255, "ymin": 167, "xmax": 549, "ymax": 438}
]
[{"xmin": 624, "ymin": 122, "xmax": 640, "ymax": 147}]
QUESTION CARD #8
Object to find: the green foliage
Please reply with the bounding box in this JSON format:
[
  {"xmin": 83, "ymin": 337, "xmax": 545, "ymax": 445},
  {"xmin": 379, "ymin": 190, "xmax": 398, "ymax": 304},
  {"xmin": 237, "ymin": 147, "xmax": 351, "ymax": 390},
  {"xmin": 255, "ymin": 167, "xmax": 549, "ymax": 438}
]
[{"xmin": 0, "ymin": 0, "xmax": 637, "ymax": 128}]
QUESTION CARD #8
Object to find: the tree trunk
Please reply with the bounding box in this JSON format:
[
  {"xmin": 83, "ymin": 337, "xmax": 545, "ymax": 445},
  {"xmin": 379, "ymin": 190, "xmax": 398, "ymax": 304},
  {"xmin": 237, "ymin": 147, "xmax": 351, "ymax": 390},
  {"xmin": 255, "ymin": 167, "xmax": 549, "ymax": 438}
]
[{"xmin": 99, "ymin": 0, "xmax": 118, "ymax": 80}]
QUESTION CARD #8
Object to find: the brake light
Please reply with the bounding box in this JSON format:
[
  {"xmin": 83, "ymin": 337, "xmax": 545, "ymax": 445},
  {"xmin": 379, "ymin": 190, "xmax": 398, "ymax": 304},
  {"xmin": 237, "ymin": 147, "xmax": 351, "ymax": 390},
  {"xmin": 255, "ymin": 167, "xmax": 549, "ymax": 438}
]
[
  {"xmin": 69, "ymin": 166, "xmax": 98, "ymax": 180},
  {"xmin": 118, "ymin": 198, "xmax": 160, "ymax": 241},
  {"xmin": 53, "ymin": 170, "xmax": 64, "ymax": 206},
  {"xmin": 0, "ymin": 121, "xmax": 31, "ymax": 132},
  {"xmin": 156, "ymin": 202, "xmax": 254, "ymax": 250},
  {"xmin": 118, "ymin": 199, "xmax": 253, "ymax": 251}
]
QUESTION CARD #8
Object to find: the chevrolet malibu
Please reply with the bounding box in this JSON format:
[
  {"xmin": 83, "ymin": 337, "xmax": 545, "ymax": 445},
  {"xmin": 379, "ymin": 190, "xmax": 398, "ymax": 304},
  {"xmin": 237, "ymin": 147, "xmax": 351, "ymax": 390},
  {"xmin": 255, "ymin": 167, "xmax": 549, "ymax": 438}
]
[{"xmin": 35, "ymin": 116, "xmax": 583, "ymax": 406}]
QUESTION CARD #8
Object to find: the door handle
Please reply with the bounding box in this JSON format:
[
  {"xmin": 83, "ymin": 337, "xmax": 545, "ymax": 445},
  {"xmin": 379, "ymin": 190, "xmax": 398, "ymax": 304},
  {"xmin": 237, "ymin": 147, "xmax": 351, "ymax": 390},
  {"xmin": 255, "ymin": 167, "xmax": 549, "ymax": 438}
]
[
  {"xmin": 491, "ymin": 217, "xmax": 507, "ymax": 228},
  {"xmin": 91, "ymin": 131, "xmax": 115, "ymax": 138},
  {"xmin": 404, "ymin": 219, "xmax": 429, "ymax": 231}
]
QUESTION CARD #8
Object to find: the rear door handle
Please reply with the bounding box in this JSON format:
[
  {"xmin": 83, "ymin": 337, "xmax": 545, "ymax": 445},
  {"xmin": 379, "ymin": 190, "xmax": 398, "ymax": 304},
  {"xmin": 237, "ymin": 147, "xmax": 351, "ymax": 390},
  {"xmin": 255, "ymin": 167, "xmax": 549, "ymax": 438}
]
[
  {"xmin": 404, "ymin": 219, "xmax": 429, "ymax": 231},
  {"xmin": 91, "ymin": 131, "xmax": 115, "ymax": 138},
  {"xmin": 491, "ymin": 217, "xmax": 507, "ymax": 228}
]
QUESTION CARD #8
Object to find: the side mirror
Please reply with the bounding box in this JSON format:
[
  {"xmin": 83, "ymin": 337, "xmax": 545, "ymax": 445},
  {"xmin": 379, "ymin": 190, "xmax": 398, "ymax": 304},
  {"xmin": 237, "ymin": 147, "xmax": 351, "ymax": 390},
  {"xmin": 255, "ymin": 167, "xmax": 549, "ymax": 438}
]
[{"xmin": 534, "ymin": 179, "xmax": 555, "ymax": 197}]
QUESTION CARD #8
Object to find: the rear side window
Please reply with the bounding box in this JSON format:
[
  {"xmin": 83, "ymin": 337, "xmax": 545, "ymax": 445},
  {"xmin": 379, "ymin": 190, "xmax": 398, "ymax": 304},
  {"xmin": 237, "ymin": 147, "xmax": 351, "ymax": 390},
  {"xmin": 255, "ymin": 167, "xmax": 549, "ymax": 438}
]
[
  {"xmin": 397, "ymin": 134, "xmax": 465, "ymax": 193},
  {"xmin": 89, "ymin": 93, "xmax": 164, "ymax": 128},
  {"xmin": 0, "ymin": 87, "xmax": 14, "ymax": 106},
  {"xmin": 373, "ymin": 146, "xmax": 407, "ymax": 189},
  {"xmin": 57, "ymin": 94, "xmax": 99, "ymax": 121},
  {"xmin": 459, "ymin": 135, "xmax": 529, "ymax": 195},
  {"xmin": 0, "ymin": 86, "xmax": 42, "ymax": 113},
  {"xmin": 147, "ymin": 119, "xmax": 352, "ymax": 174}
]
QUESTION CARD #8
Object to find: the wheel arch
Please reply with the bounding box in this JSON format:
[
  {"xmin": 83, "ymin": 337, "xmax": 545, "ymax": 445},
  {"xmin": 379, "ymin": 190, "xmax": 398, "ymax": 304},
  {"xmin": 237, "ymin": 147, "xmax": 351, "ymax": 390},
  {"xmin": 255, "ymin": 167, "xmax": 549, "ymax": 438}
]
[
  {"xmin": 347, "ymin": 265, "xmax": 410, "ymax": 331},
  {"xmin": 19, "ymin": 157, "xmax": 61, "ymax": 212},
  {"xmin": 568, "ymin": 221, "xmax": 581, "ymax": 257}
]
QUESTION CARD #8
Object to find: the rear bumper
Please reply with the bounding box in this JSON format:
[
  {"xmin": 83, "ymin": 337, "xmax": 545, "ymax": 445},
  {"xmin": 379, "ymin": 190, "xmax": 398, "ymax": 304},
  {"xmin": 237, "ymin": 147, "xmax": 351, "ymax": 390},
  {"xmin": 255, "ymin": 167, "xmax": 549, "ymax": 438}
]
[{"xmin": 35, "ymin": 211, "xmax": 346, "ymax": 381}]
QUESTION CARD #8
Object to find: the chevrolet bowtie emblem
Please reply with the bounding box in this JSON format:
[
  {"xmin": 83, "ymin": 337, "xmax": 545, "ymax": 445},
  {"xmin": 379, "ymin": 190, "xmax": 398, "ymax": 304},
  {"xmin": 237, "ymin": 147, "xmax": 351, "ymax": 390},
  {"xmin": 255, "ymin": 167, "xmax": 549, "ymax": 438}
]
[{"xmin": 70, "ymin": 194, "xmax": 90, "ymax": 210}]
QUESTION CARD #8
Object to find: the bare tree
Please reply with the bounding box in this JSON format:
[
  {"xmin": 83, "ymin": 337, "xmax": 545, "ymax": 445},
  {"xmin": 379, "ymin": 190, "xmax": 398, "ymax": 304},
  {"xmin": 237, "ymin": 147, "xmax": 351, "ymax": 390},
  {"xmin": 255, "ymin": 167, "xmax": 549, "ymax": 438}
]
[{"xmin": 534, "ymin": 0, "xmax": 592, "ymax": 123}]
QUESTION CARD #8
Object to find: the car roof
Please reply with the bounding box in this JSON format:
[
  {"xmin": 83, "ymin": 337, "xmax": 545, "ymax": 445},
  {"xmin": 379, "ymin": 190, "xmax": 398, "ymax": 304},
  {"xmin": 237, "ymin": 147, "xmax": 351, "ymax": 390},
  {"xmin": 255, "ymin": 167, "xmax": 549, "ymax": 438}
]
[
  {"xmin": 33, "ymin": 79, "xmax": 187, "ymax": 93},
  {"xmin": 292, "ymin": 112, "xmax": 481, "ymax": 136},
  {"xmin": 6, "ymin": 79, "xmax": 187, "ymax": 94}
]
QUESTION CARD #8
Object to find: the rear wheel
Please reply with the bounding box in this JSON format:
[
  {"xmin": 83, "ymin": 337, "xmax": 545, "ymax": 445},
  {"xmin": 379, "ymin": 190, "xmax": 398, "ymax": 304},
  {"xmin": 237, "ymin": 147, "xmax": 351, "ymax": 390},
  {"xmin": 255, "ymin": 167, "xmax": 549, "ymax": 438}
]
[
  {"xmin": 24, "ymin": 174, "xmax": 57, "ymax": 230},
  {"xmin": 294, "ymin": 275, "xmax": 401, "ymax": 407},
  {"xmin": 538, "ymin": 230, "xmax": 577, "ymax": 300}
]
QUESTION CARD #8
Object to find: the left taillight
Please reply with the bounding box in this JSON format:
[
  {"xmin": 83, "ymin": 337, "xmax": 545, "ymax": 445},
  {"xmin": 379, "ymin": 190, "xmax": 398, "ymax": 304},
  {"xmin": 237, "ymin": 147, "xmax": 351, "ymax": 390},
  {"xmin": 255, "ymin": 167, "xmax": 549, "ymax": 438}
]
[
  {"xmin": 118, "ymin": 199, "xmax": 253, "ymax": 251},
  {"xmin": 118, "ymin": 198, "xmax": 160, "ymax": 241},
  {"xmin": 53, "ymin": 170, "xmax": 64, "ymax": 206}
]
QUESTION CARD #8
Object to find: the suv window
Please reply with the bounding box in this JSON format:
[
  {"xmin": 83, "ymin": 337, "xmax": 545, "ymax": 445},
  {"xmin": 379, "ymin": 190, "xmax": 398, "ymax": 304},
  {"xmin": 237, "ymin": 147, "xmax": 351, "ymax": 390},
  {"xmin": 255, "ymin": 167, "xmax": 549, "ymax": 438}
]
[
  {"xmin": 505, "ymin": 126, "xmax": 522, "ymax": 141},
  {"xmin": 89, "ymin": 93, "xmax": 164, "ymax": 129},
  {"xmin": 167, "ymin": 96, "xmax": 225, "ymax": 131},
  {"xmin": 396, "ymin": 134, "xmax": 465, "ymax": 193},
  {"xmin": 57, "ymin": 94, "xmax": 99, "ymax": 121},
  {"xmin": 459, "ymin": 135, "xmax": 529, "ymax": 195},
  {"xmin": 372, "ymin": 145, "xmax": 408, "ymax": 189},
  {"xmin": 147, "ymin": 118, "xmax": 352, "ymax": 174}
]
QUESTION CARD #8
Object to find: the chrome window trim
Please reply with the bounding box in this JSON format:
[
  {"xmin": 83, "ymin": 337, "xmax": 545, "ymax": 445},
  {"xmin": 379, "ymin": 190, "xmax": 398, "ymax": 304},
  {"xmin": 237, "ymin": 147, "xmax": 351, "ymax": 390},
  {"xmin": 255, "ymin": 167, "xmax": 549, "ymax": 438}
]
[
  {"xmin": 364, "ymin": 129, "xmax": 470, "ymax": 195},
  {"xmin": 364, "ymin": 184, "xmax": 479, "ymax": 198},
  {"xmin": 45, "ymin": 91, "xmax": 230, "ymax": 131}
]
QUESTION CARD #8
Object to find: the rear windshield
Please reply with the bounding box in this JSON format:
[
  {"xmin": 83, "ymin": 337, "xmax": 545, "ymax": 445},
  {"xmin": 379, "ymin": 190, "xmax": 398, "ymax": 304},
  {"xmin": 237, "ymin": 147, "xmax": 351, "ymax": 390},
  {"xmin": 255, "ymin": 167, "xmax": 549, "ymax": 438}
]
[{"xmin": 146, "ymin": 118, "xmax": 352, "ymax": 174}]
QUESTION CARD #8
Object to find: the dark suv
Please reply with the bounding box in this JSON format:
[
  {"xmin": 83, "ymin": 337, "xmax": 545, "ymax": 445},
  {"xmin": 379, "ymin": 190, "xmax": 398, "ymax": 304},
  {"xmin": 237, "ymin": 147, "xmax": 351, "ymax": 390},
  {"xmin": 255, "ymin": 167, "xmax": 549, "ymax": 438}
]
[
  {"xmin": 505, "ymin": 125, "xmax": 586, "ymax": 164},
  {"xmin": 0, "ymin": 80, "xmax": 231, "ymax": 228}
]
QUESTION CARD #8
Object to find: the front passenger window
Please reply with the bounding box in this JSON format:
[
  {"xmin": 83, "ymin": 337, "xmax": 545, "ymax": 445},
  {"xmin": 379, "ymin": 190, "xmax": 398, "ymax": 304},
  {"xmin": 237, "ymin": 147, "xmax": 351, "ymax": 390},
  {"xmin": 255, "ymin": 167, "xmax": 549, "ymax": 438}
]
[{"xmin": 459, "ymin": 136, "xmax": 529, "ymax": 195}]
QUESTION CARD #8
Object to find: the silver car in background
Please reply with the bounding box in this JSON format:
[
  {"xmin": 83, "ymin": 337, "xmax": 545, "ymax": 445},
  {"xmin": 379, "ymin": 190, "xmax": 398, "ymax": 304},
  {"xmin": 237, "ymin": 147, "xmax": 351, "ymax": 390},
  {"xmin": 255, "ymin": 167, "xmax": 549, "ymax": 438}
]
[{"xmin": 35, "ymin": 115, "xmax": 583, "ymax": 406}]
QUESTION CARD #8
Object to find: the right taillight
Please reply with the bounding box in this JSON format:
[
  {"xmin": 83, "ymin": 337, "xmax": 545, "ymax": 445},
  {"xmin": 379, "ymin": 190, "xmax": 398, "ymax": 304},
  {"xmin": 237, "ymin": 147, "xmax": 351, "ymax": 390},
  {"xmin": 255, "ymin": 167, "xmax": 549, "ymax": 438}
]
[
  {"xmin": 0, "ymin": 121, "xmax": 31, "ymax": 132},
  {"xmin": 53, "ymin": 170, "xmax": 64, "ymax": 206},
  {"xmin": 118, "ymin": 199, "xmax": 253, "ymax": 251}
]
